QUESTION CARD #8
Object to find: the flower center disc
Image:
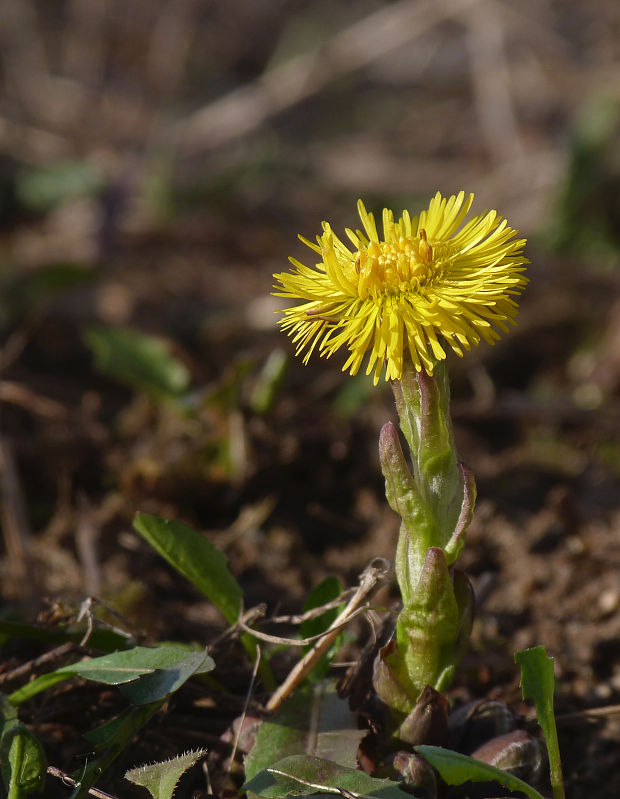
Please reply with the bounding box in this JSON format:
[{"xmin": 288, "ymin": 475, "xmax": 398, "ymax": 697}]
[{"xmin": 356, "ymin": 229, "xmax": 435, "ymax": 297}]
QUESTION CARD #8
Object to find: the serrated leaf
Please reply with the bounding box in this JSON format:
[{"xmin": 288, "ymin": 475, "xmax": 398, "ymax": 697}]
[
  {"xmin": 0, "ymin": 723, "xmax": 47, "ymax": 797},
  {"xmin": 84, "ymin": 325, "xmax": 190, "ymax": 399},
  {"xmin": 133, "ymin": 513, "xmax": 242, "ymax": 624},
  {"xmin": 514, "ymin": 646, "xmax": 555, "ymax": 744},
  {"xmin": 415, "ymin": 745, "xmax": 546, "ymax": 799},
  {"xmin": 515, "ymin": 646, "xmax": 565, "ymax": 799},
  {"xmin": 244, "ymin": 682, "xmax": 364, "ymax": 783},
  {"xmin": 125, "ymin": 749, "xmax": 207, "ymax": 799},
  {"xmin": 243, "ymin": 755, "xmax": 410, "ymax": 799}
]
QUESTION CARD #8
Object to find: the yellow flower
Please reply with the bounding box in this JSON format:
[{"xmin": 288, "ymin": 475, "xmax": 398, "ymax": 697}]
[{"xmin": 273, "ymin": 192, "xmax": 529, "ymax": 384}]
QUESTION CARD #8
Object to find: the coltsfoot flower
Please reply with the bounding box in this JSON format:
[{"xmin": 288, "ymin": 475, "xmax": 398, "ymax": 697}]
[{"xmin": 274, "ymin": 192, "xmax": 529, "ymax": 383}]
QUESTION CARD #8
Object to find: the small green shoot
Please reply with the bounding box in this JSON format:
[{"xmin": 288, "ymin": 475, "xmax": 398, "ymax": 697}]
[
  {"xmin": 84, "ymin": 325, "xmax": 190, "ymax": 401},
  {"xmin": 249, "ymin": 349, "xmax": 288, "ymax": 414},
  {"xmin": 515, "ymin": 646, "xmax": 565, "ymax": 799}
]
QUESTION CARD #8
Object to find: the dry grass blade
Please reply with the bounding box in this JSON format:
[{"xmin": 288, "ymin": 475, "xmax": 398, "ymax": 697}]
[{"xmin": 265, "ymin": 558, "xmax": 391, "ymax": 712}]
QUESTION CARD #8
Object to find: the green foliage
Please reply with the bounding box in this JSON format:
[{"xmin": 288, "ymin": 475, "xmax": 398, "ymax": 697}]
[
  {"xmin": 546, "ymin": 95, "xmax": 620, "ymax": 257},
  {"xmin": 0, "ymin": 695, "xmax": 18, "ymax": 739},
  {"xmin": 15, "ymin": 161, "xmax": 103, "ymax": 213},
  {"xmin": 415, "ymin": 745, "xmax": 546, "ymax": 799},
  {"xmin": 515, "ymin": 646, "xmax": 565, "ymax": 799},
  {"xmin": 72, "ymin": 702, "xmax": 165, "ymax": 799},
  {"xmin": 133, "ymin": 513, "xmax": 243, "ymax": 625},
  {"xmin": 0, "ymin": 696, "xmax": 46, "ymax": 798},
  {"xmin": 84, "ymin": 703, "xmax": 164, "ymax": 750},
  {"xmin": 0, "ymin": 724, "xmax": 47, "ymax": 798},
  {"xmin": 133, "ymin": 513, "xmax": 274, "ymax": 689},
  {"xmin": 243, "ymin": 755, "xmax": 411, "ymax": 799},
  {"xmin": 9, "ymin": 644, "xmax": 214, "ymax": 706},
  {"xmin": 8, "ymin": 645, "xmax": 213, "ymax": 797},
  {"xmin": 8, "ymin": 673, "xmax": 69, "ymax": 706},
  {"xmin": 250, "ymin": 349, "xmax": 288, "ymax": 414},
  {"xmin": 84, "ymin": 325, "xmax": 190, "ymax": 400},
  {"xmin": 124, "ymin": 749, "xmax": 207, "ymax": 799},
  {"xmin": 244, "ymin": 682, "xmax": 364, "ymax": 784}
]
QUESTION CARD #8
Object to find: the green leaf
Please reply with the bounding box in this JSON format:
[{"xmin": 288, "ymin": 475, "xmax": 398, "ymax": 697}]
[
  {"xmin": 133, "ymin": 513, "xmax": 243, "ymax": 625},
  {"xmin": 515, "ymin": 646, "xmax": 565, "ymax": 799},
  {"xmin": 70, "ymin": 702, "xmax": 164, "ymax": 799},
  {"xmin": 0, "ymin": 694, "xmax": 19, "ymax": 739},
  {"xmin": 0, "ymin": 724, "xmax": 47, "ymax": 798},
  {"xmin": 120, "ymin": 649, "xmax": 214, "ymax": 705},
  {"xmin": 70, "ymin": 645, "xmax": 211, "ymax": 686},
  {"xmin": 9, "ymin": 672, "xmax": 70, "ymax": 706},
  {"xmin": 83, "ymin": 325, "xmax": 190, "ymax": 399},
  {"xmin": 124, "ymin": 749, "xmax": 207, "ymax": 799},
  {"xmin": 244, "ymin": 682, "xmax": 364, "ymax": 783},
  {"xmin": 249, "ymin": 349, "xmax": 288, "ymax": 414},
  {"xmin": 132, "ymin": 514, "xmax": 276, "ymax": 690},
  {"xmin": 16, "ymin": 161, "xmax": 103, "ymax": 212},
  {"xmin": 243, "ymin": 755, "xmax": 410, "ymax": 799},
  {"xmin": 415, "ymin": 745, "xmax": 546, "ymax": 799},
  {"xmin": 84, "ymin": 702, "xmax": 165, "ymax": 749},
  {"xmin": 300, "ymin": 578, "xmax": 344, "ymax": 680},
  {"xmin": 9, "ymin": 645, "xmax": 214, "ymax": 706}
]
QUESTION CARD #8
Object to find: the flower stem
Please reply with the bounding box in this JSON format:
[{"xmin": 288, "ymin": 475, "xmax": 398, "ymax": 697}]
[{"xmin": 373, "ymin": 355, "xmax": 475, "ymax": 717}]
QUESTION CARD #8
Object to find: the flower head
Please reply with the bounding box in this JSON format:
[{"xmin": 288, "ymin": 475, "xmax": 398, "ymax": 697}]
[{"xmin": 273, "ymin": 192, "xmax": 529, "ymax": 384}]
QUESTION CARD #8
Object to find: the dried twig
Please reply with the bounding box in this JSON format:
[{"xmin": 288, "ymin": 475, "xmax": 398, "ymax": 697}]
[
  {"xmin": 238, "ymin": 604, "xmax": 382, "ymax": 647},
  {"xmin": 265, "ymin": 558, "xmax": 391, "ymax": 712},
  {"xmin": 0, "ymin": 642, "xmax": 76, "ymax": 686},
  {"xmin": 270, "ymin": 590, "xmax": 356, "ymax": 624},
  {"xmin": 556, "ymin": 704, "xmax": 620, "ymax": 725},
  {"xmin": 173, "ymin": 0, "xmax": 481, "ymax": 156},
  {"xmin": 46, "ymin": 767, "xmax": 120, "ymax": 799},
  {"xmin": 0, "ymin": 382, "xmax": 68, "ymax": 420}
]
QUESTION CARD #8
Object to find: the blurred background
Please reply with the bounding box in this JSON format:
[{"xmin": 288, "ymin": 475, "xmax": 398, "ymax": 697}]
[{"xmin": 1, "ymin": 0, "xmax": 620, "ymax": 793}]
